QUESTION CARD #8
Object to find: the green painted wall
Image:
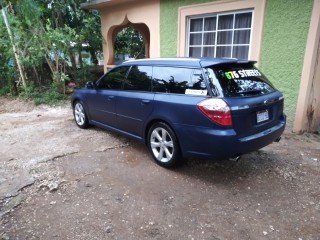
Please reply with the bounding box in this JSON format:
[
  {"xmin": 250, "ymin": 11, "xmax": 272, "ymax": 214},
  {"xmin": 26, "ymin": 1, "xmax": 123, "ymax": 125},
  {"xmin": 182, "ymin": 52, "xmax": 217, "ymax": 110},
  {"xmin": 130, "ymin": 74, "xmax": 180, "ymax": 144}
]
[
  {"xmin": 160, "ymin": 0, "xmax": 214, "ymax": 57},
  {"xmin": 260, "ymin": 0, "xmax": 313, "ymax": 125},
  {"xmin": 160, "ymin": 0, "xmax": 313, "ymax": 126}
]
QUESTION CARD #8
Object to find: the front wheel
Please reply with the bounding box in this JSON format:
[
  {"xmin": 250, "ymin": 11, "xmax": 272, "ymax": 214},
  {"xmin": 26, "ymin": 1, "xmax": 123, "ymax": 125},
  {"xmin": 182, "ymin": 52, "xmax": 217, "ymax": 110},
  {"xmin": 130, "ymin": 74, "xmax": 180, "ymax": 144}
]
[
  {"xmin": 73, "ymin": 101, "xmax": 89, "ymax": 129},
  {"xmin": 147, "ymin": 122, "xmax": 181, "ymax": 168}
]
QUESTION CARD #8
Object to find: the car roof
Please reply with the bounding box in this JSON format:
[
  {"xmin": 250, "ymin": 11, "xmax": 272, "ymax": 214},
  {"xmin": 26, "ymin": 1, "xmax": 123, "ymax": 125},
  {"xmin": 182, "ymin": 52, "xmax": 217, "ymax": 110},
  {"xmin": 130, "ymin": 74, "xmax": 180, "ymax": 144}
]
[{"xmin": 121, "ymin": 57, "xmax": 256, "ymax": 68}]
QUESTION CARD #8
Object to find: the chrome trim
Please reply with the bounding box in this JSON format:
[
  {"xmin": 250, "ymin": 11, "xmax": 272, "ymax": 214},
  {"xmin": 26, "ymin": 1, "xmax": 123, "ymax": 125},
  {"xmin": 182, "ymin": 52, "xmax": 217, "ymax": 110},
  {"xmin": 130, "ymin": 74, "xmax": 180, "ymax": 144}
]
[
  {"xmin": 231, "ymin": 96, "xmax": 284, "ymax": 111},
  {"xmin": 239, "ymin": 123, "xmax": 284, "ymax": 142},
  {"xmin": 231, "ymin": 105, "xmax": 250, "ymax": 110}
]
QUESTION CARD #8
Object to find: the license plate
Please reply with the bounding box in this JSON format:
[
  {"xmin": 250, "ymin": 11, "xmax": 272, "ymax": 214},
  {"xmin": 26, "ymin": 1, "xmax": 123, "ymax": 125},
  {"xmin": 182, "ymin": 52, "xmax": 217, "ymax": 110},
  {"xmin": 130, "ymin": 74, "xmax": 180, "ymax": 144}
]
[{"xmin": 257, "ymin": 110, "xmax": 269, "ymax": 123}]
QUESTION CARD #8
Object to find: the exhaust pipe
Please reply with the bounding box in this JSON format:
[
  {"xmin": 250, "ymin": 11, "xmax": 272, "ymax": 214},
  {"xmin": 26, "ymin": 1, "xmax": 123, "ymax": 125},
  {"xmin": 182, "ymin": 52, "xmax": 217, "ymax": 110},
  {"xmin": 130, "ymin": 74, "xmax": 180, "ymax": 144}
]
[
  {"xmin": 229, "ymin": 155, "xmax": 241, "ymax": 162},
  {"xmin": 274, "ymin": 137, "xmax": 281, "ymax": 142}
]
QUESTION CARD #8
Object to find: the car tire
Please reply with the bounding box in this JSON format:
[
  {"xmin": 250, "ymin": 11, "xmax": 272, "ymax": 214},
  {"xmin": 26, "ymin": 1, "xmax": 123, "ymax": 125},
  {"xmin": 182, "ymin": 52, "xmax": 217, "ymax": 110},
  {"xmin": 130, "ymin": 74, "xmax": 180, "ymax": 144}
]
[
  {"xmin": 147, "ymin": 122, "xmax": 181, "ymax": 168},
  {"xmin": 73, "ymin": 101, "xmax": 89, "ymax": 129}
]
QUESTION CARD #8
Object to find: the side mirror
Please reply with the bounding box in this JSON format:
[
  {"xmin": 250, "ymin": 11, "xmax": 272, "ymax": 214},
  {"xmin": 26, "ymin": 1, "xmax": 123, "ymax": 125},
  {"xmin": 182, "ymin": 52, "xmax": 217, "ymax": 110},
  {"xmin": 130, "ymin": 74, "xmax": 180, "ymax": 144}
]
[{"xmin": 86, "ymin": 81, "xmax": 96, "ymax": 89}]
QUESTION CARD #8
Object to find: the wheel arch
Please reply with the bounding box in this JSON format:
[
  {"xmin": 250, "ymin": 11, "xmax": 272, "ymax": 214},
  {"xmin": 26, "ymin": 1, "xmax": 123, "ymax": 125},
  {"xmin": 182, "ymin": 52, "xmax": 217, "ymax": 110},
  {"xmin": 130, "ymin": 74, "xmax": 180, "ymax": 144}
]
[
  {"xmin": 72, "ymin": 97, "xmax": 92, "ymax": 123},
  {"xmin": 144, "ymin": 118, "xmax": 182, "ymax": 152},
  {"xmin": 71, "ymin": 97, "xmax": 80, "ymax": 108}
]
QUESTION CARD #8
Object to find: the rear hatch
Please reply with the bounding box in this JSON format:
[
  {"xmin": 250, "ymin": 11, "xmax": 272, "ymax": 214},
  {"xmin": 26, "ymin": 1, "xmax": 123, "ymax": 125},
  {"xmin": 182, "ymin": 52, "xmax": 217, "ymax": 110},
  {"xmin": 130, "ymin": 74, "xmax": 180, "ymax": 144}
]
[{"xmin": 203, "ymin": 62, "xmax": 285, "ymax": 138}]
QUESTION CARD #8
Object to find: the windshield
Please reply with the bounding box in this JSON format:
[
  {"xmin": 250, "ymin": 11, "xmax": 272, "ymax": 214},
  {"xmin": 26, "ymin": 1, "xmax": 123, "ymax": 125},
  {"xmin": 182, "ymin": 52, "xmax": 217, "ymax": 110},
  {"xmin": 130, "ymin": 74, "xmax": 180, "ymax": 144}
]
[{"xmin": 204, "ymin": 65, "xmax": 275, "ymax": 97}]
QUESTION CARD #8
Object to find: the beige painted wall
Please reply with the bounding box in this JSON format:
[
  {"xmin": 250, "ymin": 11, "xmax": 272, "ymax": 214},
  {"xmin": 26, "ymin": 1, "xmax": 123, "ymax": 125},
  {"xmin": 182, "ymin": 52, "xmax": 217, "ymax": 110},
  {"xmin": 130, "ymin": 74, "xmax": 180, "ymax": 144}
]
[
  {"xmin": 310, "ymin": 46, "xmax": 320, "ymax": 131},
  {"xmin": 100, "ymin": 0, "xmax": 160, "ymax": 71},
  {"xmin": 294, "ymin": 0, "xmax": 320, "ymax": 132}
]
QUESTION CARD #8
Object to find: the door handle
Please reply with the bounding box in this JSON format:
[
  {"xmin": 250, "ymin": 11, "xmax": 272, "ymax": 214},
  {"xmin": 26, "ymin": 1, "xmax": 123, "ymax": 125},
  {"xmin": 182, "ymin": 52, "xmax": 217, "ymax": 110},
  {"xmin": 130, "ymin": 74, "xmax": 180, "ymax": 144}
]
[
  {"xmin": 141, "ymin": 100, "xmax": 151, "ymax": 105},
  {"xmin": 107, "ymin": 96, "xmax": 115, "ymax": 101}
]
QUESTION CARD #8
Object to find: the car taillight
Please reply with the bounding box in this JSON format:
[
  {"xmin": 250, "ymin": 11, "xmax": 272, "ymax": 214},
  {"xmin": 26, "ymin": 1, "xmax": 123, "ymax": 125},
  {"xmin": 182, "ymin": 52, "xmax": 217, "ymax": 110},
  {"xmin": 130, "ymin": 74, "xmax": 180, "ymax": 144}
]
[{"xmin": 197, "ymin": 98, "xmax": 232, "ymax": 126}]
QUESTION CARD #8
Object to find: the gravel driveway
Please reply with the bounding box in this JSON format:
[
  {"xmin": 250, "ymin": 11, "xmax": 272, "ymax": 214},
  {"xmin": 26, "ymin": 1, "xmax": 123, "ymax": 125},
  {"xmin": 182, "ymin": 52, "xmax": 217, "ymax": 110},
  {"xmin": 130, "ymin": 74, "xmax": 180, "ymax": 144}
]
[{"xmin": 0, "ymin": 97, "xmax": 319, "ymax": 240}]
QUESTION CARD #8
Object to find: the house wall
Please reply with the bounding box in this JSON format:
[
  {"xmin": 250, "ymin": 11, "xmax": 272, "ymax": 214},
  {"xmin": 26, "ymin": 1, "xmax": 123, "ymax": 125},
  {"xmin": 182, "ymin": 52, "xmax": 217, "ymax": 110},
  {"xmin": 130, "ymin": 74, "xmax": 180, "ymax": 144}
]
[
  {"xmin": 294, "ymin": 0, "xmax": 320, "ymax": 133},
  {"xmin": 100, "ymin": 0, "xmax": 160, "ymax": 68},
  {"xmin": 177, "ymin": 0, "xmax": 266, "ymax": 62},
  {"xmin": 160, "ymin": 0, "xmax": 313, "ymax": 126},
  {"xmin": 259, "ymin": 0, "xmax": 313, "ymax": 126}
]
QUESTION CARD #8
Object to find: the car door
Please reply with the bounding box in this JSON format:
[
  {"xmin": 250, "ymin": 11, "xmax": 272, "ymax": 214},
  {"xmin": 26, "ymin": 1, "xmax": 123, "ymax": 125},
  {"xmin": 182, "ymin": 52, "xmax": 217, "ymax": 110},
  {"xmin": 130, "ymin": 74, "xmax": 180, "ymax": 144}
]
[
  {"xmin": 116, "ymin": 65, "xmax": 154, "ymax": 138},
  {"xmin": 86, "ymin": 66, "xmax": 130, "ymax": 127}
]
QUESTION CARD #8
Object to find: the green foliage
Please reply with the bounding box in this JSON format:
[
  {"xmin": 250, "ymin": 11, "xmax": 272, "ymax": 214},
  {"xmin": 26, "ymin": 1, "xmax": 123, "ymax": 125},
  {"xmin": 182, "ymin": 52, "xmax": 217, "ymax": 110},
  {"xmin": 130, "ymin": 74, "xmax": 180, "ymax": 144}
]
[
  {"xmin": 0, "ymin": 86, "xmax": 10, "ymax": 96},
  {"xmin": 0, "ymin": 0, "xmax": 103, "ymax": 104},
  {"xmin": 114, "ymin": 26, "xmax": 145, "ymax": 59},
  {"xmin": 20, "ymin": 83, "xmax": 66, "ymax": 105},
  {"xmin": 0, "ymin": 14, "xmax": 15, "ymax": 95},
  {"xmin": 0, "ymin": 67, "xmax": 15, "ymax": 96}
]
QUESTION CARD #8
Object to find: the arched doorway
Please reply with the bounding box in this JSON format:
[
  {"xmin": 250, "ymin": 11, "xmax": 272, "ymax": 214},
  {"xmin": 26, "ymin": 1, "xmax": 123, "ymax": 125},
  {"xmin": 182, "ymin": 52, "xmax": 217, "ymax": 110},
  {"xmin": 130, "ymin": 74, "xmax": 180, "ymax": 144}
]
[
  {"xmin": 106, "ymin": 16, "xmax": 150, "ymax": 65},
  {"xmin": 114, "ymin": 26, "xmax": 147, "ymax": 64}
]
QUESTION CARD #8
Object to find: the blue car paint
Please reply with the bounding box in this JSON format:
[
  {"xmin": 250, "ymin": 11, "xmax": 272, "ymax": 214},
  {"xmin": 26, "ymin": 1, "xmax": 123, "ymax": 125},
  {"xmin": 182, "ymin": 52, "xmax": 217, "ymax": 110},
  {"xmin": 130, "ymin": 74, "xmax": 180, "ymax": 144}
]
[{"xmin": 71, "ymin": 57, "xmax": 286, "ymax": 160}]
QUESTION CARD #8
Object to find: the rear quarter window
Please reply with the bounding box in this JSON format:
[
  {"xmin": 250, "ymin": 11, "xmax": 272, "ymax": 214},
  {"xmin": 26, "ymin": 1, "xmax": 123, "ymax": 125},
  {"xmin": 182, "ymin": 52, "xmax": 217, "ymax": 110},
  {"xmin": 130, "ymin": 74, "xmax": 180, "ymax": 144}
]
[
  {"xmin": 152, "ymin": 66, "xmax": 208, "ymax": 95},
  {"xmin": 205, "ymin": 65, "xmax": 275, "ymax": 97}
]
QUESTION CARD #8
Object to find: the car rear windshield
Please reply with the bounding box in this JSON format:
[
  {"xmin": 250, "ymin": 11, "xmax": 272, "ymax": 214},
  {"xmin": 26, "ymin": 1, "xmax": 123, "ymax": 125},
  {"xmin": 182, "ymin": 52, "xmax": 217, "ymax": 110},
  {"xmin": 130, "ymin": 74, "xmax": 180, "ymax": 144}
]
[{"xmin": 204, "ymin": 64, "xmax": 275, "ymax": 97}]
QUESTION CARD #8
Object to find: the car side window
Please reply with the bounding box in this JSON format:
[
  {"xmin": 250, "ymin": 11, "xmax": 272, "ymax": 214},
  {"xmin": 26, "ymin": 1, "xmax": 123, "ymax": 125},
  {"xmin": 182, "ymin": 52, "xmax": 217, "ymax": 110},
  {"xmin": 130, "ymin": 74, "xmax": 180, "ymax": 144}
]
[
  {"xmin": 152, "ymin": 67, "xmax": 207, "ymax": 95},
  {"xmin": 97, "ymin": 66, "xmax": 130, "ymax": 90},
  {"xmin": 123, "ymin": 66, "xmax": 152, "ymax": 91},
  {"xmin": 190, "ymin": 69, "xmax": 207, "ymax": 90}
]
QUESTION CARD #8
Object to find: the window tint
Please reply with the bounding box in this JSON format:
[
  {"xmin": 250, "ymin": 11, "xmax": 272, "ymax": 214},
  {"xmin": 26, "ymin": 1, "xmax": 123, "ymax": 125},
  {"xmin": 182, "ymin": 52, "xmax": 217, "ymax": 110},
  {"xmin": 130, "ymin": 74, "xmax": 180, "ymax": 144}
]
[
  {"xmin": 205, "ymin": 65, "xmax": 275, "ymax": 97},
  {"xmin": 152, "ymin": 67, "xmax": 207, "ymax": 95},
  {"xmin": 98, "ymin": 66, "xmax": 129, "ymax": 89},
  {"xmin": 123, "ymin": 66, "xmax": 152, "ymax": 91}
]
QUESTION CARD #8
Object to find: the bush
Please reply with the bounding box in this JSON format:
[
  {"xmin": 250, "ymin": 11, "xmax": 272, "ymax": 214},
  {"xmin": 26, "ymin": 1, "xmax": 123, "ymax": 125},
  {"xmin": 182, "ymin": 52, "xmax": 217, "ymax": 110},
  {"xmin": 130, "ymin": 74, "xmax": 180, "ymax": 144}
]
[
  {"xmin": 20, "ymin": 83, "xmax": 66, "ymax": 105},
  {"xmin": 0, "ymin": 66, "xmax": 16, "ymax": 96},
  {"xmin": 0, "ymin": 86, "xmax": 11, "ymax": 96}
]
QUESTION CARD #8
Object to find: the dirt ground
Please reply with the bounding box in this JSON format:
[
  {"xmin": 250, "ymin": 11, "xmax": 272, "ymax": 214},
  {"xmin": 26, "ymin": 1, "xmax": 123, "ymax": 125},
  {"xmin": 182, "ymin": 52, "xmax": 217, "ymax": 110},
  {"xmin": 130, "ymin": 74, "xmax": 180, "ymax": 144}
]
[{"xmin": 0, "ymin": 96, "xmax": 319, "ymax": 240}]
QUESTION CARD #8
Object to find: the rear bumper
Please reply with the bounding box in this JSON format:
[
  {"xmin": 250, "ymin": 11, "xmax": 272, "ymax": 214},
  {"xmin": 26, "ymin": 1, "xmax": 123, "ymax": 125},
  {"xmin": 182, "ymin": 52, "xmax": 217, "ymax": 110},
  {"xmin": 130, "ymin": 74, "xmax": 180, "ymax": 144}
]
[{"xmin": 174, "ymin": 115, "xmax": 286, "ymax": 159}]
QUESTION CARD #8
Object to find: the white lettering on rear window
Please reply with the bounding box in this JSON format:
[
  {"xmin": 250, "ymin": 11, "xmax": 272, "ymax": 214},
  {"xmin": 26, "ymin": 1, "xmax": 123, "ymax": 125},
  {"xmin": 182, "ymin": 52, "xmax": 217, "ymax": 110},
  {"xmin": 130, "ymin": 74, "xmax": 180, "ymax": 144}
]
[{"xmin": 224, "ymin": 69, "xmax": 262, "ymax": 79}]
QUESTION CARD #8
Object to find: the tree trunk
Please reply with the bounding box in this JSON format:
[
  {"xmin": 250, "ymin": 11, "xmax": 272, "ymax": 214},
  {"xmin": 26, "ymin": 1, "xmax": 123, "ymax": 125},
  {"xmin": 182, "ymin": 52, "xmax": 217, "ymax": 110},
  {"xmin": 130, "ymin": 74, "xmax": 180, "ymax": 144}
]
[
  {"xmin": 69, "ymin": 50, "xmax": 77, "ymax": 71},
  {"xmin": 1, "ymin": 5, "xmax": 28, "ymax": 93},
  {"xmin": 90, "ymin": 49, "xmax": 98, "ymax": 65},
  {"xmin": 45, "ymin": 56, "xmax": 55, "ymax": 74},
  {"xmin": 33, "ymin": 66, "xmax": 41, "ymax": 86}
]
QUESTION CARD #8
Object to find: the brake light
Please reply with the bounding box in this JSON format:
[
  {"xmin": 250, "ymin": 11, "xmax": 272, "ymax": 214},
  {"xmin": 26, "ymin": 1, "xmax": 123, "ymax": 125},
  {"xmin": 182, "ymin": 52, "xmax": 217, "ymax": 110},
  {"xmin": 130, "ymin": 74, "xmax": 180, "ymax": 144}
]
[{"xmin": 197, "ymin": 99, "xmax": 232, "ymax": 126}]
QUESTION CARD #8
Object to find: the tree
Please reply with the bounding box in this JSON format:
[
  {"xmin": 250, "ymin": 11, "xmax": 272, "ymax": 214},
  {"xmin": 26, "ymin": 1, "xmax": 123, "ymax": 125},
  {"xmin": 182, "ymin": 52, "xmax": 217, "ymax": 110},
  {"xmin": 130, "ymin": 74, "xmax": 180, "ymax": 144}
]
[
  {"xmin": 114, "ymin": 26, "xmax": 145, "ymax": 60},
  {"xmin": 1, "ymin": 1, "xmax": 27, "ymax": 93},
  {"xmin": 41, "ymin": 0, "xmax": 102, "ymax": 68},
  {"xmin": 0, "ymin": 0, "xmax": 103, "ymax": 101},
  {"xmin": 0, "ymin": 11, "xmax": 16, "ymax": 95}
]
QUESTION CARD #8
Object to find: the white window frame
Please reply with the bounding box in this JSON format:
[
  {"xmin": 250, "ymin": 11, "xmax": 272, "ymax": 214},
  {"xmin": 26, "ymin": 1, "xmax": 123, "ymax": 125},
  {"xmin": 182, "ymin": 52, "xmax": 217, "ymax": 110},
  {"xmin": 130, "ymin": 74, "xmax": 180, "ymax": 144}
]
[
  {"xmin": 177, "ymin": 0, "xmax": 266, "ymax": 64},
  {"xmin": 187, "ymin": 10, "xmax": 254, "ymax": 59}
]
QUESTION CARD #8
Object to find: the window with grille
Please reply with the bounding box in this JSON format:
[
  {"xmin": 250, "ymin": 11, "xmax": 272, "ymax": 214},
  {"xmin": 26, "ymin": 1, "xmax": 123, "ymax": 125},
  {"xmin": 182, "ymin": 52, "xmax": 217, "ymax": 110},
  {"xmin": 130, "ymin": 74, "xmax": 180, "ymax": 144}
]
[{"xmin": 187, "ymin": 11, "xmax": 253, "ymax": 59}]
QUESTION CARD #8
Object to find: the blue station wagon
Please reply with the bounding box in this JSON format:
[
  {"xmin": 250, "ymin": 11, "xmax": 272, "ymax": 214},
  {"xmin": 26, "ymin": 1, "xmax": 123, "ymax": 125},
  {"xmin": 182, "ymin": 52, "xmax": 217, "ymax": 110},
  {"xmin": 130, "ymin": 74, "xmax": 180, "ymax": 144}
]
[{"xmin": 71, "ymin": 58, "xmax": 286, "ymax": 167}]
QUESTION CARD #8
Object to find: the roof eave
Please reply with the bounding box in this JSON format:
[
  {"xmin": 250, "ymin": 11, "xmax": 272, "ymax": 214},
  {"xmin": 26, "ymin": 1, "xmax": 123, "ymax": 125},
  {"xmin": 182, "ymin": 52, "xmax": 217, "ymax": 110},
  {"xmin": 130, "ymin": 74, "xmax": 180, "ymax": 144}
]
[
  {"xmin": 81, "ymin": 0, "xmax": 111, "ymax": 10},
  {"xmin": 81, "ymin": 0, "xmax": 148, "ymax": 10}
]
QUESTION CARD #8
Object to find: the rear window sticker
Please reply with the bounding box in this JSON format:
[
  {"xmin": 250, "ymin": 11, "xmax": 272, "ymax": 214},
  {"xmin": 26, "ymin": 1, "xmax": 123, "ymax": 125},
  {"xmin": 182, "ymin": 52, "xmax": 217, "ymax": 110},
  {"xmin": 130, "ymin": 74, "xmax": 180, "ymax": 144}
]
[{"xmin": 185, "ymin": 89, "xmax": 208, "ymax": 96}]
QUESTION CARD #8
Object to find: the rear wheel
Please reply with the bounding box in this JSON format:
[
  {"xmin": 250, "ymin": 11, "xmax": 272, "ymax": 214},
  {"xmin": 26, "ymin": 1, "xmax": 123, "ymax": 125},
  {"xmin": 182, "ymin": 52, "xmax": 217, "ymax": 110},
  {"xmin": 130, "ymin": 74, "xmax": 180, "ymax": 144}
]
[
  {"xmin": 147, "ymin": 122, "xmax": 181, "ymax": 168},
  {"xmin": 73, "ymin": 101, "xmax": 89, "ymax": 129}
]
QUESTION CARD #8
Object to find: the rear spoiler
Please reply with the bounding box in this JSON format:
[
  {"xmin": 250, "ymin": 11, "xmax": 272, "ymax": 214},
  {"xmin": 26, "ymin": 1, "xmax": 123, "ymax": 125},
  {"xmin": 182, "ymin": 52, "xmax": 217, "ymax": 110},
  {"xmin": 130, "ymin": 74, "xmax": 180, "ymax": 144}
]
[{"xmin": 200, "ymin": 58, "xmax": 257, "ymax": 68}]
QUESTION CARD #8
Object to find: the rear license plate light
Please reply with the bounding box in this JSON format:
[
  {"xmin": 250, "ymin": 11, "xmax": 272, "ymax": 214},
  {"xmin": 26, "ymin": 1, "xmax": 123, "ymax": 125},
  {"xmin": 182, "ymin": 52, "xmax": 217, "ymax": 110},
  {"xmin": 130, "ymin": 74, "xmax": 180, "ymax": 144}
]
[{"xmin": 257, "ymin": 110, "xmax": 269, "ymax": 123}]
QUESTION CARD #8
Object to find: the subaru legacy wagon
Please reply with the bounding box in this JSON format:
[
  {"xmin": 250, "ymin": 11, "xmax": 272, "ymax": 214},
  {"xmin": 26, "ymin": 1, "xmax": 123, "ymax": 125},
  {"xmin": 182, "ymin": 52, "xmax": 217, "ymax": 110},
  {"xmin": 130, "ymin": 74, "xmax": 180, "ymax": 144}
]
[{"xmin": 71, "ymin": 58, "xmax": 286, "ymax": 168}]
